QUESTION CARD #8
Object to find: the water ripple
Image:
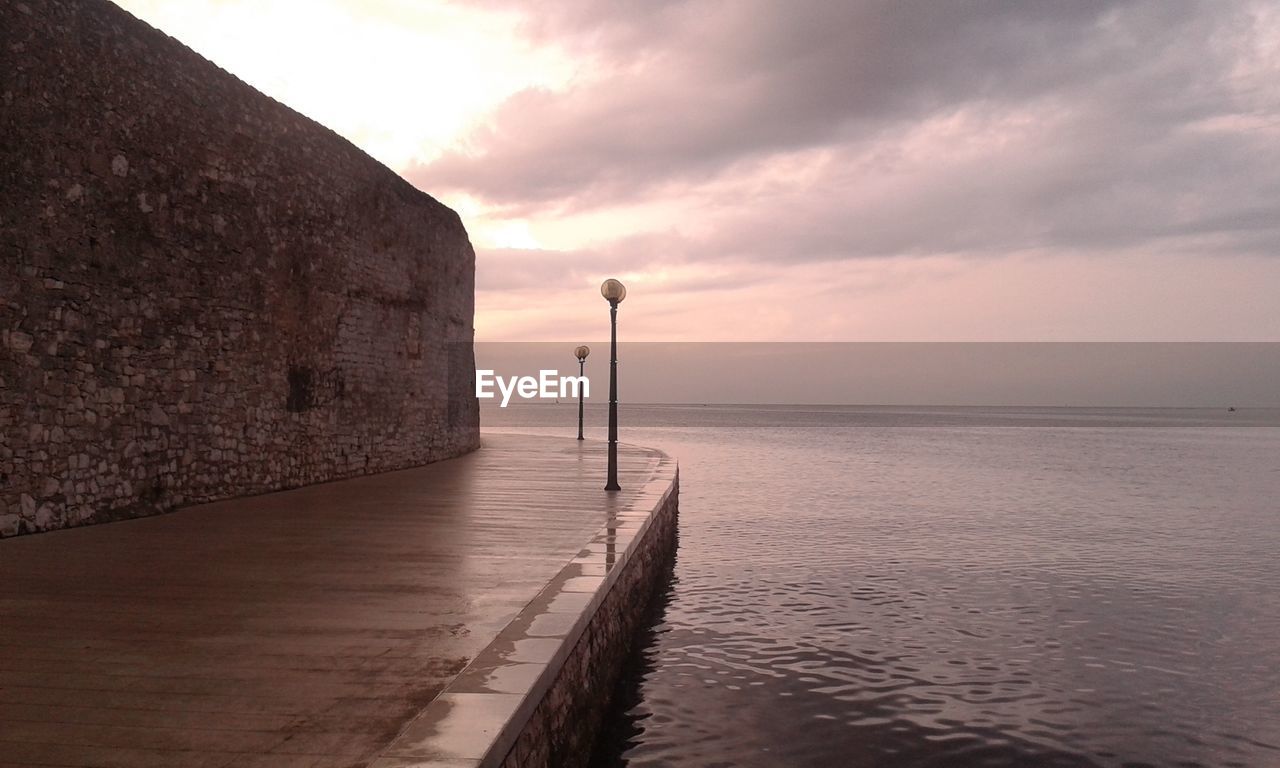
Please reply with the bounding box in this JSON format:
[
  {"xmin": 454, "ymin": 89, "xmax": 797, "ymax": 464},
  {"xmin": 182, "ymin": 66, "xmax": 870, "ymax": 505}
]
[{"xmin": 490, "ymin": 412, "xmax": 1280, "ymax": 767}]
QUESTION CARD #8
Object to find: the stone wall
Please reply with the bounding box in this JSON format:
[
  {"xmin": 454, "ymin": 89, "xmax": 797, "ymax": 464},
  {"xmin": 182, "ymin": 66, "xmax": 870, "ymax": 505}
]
[
  {"xmin": 0, "ymin": 0, "xmax": 479, "ymax": 537},
  {"xmin": 499, "ymin": 480, "xmax": 680, "ymax": 768}
]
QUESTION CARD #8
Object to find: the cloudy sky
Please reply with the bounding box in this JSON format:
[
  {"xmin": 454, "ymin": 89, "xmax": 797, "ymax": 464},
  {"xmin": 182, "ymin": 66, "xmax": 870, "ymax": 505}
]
[{"xmin": 117, "ymin": 0, "xmax": 1280, "ymax": 342}]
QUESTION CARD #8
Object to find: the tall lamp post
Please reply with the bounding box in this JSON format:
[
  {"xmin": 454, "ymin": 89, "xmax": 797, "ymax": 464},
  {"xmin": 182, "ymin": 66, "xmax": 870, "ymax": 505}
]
[
  {"xmin": 574, "ymin": 345, "xmax": 590, "ymax": 440},
  {"xmin": 601, "ymin": 279, "xmax": 626, "ymax": 491}
]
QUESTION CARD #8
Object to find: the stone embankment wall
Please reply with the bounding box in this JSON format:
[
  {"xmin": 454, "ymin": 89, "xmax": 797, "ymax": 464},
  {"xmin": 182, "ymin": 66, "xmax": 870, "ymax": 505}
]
[
  {"xmin": 499, "ymin": 481, "xmax": 680, "ymax": 768},
  {"xmin": 0, "ymin": 0, "xmax": 479, "ymax": 537}
]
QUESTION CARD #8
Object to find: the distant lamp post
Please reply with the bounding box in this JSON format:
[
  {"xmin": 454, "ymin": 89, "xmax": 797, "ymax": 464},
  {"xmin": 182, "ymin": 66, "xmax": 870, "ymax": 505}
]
[
  {"xmin": 574, "ymin": 345, "xmax": 590, "ymax": 440},
  {"xmin": 601, "ymin": 278, "xmax": 626, "ymax": 491}
]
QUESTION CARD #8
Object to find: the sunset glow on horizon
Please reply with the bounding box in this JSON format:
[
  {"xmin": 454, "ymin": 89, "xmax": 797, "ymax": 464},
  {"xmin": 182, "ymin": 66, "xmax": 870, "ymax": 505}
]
[{"xmin": 113, "ymin": 0, "xmax": 1280, "ymax": 342}]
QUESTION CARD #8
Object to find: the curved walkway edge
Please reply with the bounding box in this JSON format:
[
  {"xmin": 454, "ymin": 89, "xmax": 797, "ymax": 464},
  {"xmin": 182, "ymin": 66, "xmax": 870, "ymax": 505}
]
[
  {"xmin": 372, "ymin": 439, "xmax": 679, "ymax": 768},
  {"xmin": 0, "ymin": 433, "xmax": 678, "ymax": 768}
]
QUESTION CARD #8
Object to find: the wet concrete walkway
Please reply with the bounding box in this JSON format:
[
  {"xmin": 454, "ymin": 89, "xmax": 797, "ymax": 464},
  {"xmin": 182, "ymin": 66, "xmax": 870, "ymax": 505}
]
[{"xmin": 0, "ymin": 434, "xmax": 667, "ymax": 768}]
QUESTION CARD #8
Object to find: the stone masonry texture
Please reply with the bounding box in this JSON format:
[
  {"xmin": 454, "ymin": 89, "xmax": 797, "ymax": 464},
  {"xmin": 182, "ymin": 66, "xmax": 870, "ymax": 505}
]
[
  {"xmin": 0, "ymin": 0, "xmax": 479, "ymax": 537},
  {"xmin": 499, "ymin": 480, "xmax": 680, "ymax": 768}
]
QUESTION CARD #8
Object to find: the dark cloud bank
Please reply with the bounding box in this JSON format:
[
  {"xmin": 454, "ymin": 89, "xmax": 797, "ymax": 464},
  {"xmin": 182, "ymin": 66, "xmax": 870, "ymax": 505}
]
[{"xmin": 410, "ymin": 0, "xmax": 1280, "ymax": 292}]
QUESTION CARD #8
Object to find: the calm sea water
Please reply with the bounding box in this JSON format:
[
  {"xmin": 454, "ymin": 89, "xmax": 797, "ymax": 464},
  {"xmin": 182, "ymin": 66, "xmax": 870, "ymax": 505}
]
[{"xmin": 483, "ymin": 404, "xmax": 1280, "ymax": 768}]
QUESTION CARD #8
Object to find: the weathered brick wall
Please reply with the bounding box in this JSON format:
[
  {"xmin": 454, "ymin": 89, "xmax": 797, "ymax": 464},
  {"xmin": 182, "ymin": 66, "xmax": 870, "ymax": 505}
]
[{"xmin": 0, "ymin": 0, "xmax": 479, "ymax": 537}]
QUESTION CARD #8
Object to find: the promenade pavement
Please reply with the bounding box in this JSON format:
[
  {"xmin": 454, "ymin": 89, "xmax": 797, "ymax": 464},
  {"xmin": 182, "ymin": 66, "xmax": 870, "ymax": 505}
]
[{"xmin": 0, "ymin": 433, "xmax": 665, "ymax": 768}]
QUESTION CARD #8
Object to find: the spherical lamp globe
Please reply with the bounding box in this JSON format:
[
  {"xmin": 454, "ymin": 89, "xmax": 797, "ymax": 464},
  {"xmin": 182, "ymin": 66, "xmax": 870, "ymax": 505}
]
[{"xmin": 600, "ymin": 278, "xmax": 627, "ymax": 303}]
